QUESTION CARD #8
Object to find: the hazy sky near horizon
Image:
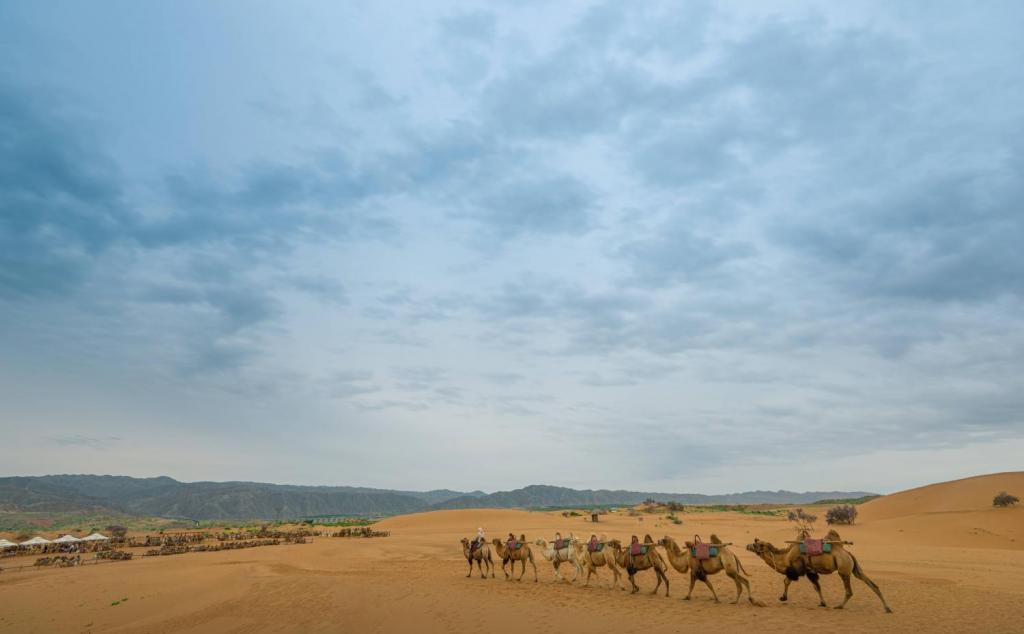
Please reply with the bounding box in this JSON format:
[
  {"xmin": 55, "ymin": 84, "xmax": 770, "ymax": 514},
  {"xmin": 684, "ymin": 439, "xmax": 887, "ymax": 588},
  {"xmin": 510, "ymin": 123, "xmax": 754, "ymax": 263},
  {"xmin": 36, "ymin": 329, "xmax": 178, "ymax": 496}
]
[{"xmin": 2, "ymin": 1, "xmax": 1022, "ymax": 495}]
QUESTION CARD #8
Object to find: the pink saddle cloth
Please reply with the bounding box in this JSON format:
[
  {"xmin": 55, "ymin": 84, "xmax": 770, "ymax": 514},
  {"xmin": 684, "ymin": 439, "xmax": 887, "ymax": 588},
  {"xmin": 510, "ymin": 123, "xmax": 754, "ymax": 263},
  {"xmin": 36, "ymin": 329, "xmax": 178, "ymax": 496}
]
[
  {"xmin": 554, "ymin": 539, "xmax": 568, "ymax": 550},
  {"xmin": 629, "ymin": 543, "xmax": 647, "ymax": 556},
  {"xmin": 693, "ymin": 542, "xmax": 712, "ymax": 560},
  {"xmin": 803, "ymin": 539, "xmax": 824, "ymax": 556}
]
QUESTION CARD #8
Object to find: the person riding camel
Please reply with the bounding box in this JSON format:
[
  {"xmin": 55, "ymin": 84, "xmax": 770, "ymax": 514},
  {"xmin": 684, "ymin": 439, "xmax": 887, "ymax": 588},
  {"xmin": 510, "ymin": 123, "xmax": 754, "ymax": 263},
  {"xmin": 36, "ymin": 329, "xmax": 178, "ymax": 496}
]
[
  {"xmin": 553, "ymin": 531, "xmax": 564, "ymax": 550},
  {"xmin": 588, "ymin": 533, "xmax": 600, "ymax": 552},
  {"xmin": 471, "ymin": 527, "xmax": 485, "ymax": 553},
  {"xmin": 507, "ymin": 532, "xmax": 517, "ymax": 550}
]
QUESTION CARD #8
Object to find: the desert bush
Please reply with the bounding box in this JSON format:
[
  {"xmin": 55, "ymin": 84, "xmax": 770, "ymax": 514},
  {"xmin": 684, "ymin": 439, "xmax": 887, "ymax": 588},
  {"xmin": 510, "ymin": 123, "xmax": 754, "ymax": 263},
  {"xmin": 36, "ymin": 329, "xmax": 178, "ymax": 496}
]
[
  {"xmin": 993, "ymin": 492, "xmax": 1019, "ymax": 507},
  {"xmin": 787, "ymin": 508, "xmax": 817, "ymax": 530},
  {"xmin": 106, "ymin": 525, "xmax": 127, "ymax": 538},
  {"xmin": 825, "ymin": 504, "xmax": 858, "ymax": 525},
  {"xmin": 666, "ymin": 502, "xmax": 684, "ymax": 513}
]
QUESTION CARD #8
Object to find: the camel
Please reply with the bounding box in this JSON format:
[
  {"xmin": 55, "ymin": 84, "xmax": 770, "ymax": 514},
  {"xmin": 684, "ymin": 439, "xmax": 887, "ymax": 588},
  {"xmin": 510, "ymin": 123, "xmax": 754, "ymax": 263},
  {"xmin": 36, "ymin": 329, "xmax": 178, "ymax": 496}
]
[
  {"xmin": 746, "ymin": 530, "xmax": 892, "ymax": 612},
  {"xmin": 491, "ymin": 537, "xmax": 538, "ymax": 582},
  {"xmin": 746, "ymin": 537, "xmax": 827, "ymax": 606},
  {"xmin": 533, "ymin": 534, "xmax": 584, "ymax": 583},
  {"xmin": 659, "ymin": 535, "xmax": 762, "ymax": 605},
  {"xmin": 576, "ymin": 537, "xmax": 626, "ymax": 590},
  {"xmin": 460, "ymin": 538, "xmax": 495, "ymax": 579},
  {"xmin": 608, "ymin": 537, "xmax": 670, "ymax": 596}
]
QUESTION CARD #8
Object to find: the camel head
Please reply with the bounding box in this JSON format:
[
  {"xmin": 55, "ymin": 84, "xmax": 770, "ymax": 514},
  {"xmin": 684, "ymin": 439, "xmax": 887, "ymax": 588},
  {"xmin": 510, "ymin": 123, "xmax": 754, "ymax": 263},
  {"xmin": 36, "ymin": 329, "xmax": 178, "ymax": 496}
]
[
  {"xmin": 657, "ymin": 535, "xmax": 676, "ymax": 548},
  {"xmin": 533, "ymin": 539, "xmax": 547, "ymax": 547},
  {"xmin": 460, "ymin": 537, "xmax": 470, "ymax": 546},
  {"xmin": 491, "ymin": 538, "xmax": 503, "ymax": 548},
  {"xmin": 746, "ymin": 538, "xmax": 772, "ymax": 555}
]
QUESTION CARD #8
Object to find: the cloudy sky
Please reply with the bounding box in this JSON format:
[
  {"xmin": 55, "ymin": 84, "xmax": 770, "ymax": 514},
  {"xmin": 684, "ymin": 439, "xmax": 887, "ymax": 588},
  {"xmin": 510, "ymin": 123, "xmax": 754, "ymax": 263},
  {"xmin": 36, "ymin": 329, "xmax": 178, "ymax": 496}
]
[{"xmin": 2, "ymin": 1, "xmax": 1022, "ymax": 495}]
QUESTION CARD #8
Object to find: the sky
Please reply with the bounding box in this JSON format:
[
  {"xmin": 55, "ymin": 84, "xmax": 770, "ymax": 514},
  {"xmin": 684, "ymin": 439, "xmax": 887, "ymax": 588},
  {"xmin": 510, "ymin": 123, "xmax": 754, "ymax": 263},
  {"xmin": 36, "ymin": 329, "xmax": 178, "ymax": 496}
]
[{"xmin": 1, "ymin": 0, "xmax": 1022, "ymax": 495}]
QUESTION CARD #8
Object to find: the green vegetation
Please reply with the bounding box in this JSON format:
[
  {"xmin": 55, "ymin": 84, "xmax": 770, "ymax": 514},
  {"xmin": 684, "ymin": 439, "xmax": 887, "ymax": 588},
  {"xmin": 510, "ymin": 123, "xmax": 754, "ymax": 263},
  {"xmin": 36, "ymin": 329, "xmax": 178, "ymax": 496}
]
[
  {"xmin": 0, "ymin": 511, "xmax": 190, "ymax": 533},
  {"xmin": 810, "ymin": 495, "xmax": 880, "ymax": 506}
]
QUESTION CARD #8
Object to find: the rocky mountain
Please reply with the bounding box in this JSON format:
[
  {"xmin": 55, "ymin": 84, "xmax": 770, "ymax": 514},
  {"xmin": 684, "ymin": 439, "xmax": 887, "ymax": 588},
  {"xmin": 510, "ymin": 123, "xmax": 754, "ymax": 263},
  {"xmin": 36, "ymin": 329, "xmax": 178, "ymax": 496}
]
[{"xmin": 0, "ymin": 475, "xmax": 873, "ymax": 520}]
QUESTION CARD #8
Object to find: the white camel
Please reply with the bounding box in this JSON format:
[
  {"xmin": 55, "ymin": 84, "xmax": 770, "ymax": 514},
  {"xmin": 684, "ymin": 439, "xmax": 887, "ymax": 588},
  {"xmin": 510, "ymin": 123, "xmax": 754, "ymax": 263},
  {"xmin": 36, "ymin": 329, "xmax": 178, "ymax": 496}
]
[{"xmin": 533, "ymin": 534, "xmax": 584, "ymax": 583}]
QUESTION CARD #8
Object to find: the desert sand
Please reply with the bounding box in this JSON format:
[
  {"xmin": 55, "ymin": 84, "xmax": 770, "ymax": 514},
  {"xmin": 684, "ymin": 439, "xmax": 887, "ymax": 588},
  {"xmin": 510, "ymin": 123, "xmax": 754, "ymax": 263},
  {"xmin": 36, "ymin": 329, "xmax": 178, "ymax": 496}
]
[{"xmin": 1, "ymin": 472, "xmax": 1022, "ymax": 633}]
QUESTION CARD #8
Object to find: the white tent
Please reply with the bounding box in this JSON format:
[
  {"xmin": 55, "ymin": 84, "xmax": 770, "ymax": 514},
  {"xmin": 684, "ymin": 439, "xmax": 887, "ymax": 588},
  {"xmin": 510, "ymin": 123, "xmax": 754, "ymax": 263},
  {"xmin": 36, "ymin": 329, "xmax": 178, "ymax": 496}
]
[
  {"xmin": 0, "ymin": 538, "xmax": 18, "ymax": 549},
  {"xmin": 81, "ymin": 532, "xmax": 109, "ymax": 542},
  {"xmin": 53, "ymin": 534, "xmax": 82, "ymax": 544},
  {"xmin": 20, "ymin": 536, "xmax": 52, "ymax": 546}
]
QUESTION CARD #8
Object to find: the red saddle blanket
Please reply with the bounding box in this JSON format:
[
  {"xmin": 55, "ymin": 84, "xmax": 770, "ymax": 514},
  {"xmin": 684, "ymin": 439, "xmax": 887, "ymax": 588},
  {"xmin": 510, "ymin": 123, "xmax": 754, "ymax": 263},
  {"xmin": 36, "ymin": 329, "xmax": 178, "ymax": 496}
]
[
  {"xmin": 554, "ymin": 539, "xmax": 568, "ymax": 550},
  {"xmin": 506, "ymin": 540, "xmax": 523, "ymax": 551},
  {"xmin": 588, "ymin": 541, "xmax": 604, "ymax": 553},
  {"xmin": 802, "ymin": 539, "xmax": 825, "ymax": 556},
  {"xmin": 692, "ymin": 543, "xmax": 717, "ymax": 560},
  {"xmin": 629, "ymin": 543, "xmax": 648, "ymax": 556}
]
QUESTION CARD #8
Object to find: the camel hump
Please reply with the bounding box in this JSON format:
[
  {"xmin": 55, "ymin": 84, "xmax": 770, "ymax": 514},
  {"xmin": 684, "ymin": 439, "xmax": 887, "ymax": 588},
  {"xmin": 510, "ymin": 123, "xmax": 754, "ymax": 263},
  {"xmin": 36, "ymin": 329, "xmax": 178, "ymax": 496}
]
[{"xmin": 709, "ymin": 534, "xmax": 723, "ymax": 544}]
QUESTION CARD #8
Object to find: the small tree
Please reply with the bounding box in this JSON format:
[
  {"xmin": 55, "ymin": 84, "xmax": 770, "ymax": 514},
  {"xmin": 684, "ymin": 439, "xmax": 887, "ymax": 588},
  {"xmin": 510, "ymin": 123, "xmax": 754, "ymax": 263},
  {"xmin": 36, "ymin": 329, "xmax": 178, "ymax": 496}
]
[
  {"xmin": 787, "ymin": 508, "xmax": 817, "ymax": 531},
  {"xmin": 993, "ymin": 492, "xmax": 1019, "ymax": 507},
  {"xmin": 825, "ymin": 504, "xmax": 858, "ymax": 525},
  {"xmin": 105, "ymin": 525, "xmax": 127, "ymax": 538}
]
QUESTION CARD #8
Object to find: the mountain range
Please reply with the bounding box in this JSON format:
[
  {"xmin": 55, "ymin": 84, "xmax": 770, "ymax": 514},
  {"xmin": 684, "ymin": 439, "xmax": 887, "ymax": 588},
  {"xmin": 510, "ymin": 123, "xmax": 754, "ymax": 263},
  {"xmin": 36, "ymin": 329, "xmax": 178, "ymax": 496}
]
[{"xmin": 0, "ymin": 475, "xmax": 874, "ymax": 521}]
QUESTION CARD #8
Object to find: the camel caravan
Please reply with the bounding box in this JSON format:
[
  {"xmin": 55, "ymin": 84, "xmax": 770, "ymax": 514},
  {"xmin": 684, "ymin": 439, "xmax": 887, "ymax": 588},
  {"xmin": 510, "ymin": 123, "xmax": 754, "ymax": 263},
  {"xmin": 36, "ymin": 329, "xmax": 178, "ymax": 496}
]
[{"xmin": 461, "ymin": 528, "xmax": 892, "ymax": 613}]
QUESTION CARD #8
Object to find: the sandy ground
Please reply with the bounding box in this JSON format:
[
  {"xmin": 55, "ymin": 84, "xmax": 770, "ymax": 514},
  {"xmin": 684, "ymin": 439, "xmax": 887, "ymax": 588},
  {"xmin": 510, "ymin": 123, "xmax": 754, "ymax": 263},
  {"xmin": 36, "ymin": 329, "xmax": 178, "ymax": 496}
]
[{"xmin": 1, "ymin": 472, "xmax": 1022, "ymax": 634}]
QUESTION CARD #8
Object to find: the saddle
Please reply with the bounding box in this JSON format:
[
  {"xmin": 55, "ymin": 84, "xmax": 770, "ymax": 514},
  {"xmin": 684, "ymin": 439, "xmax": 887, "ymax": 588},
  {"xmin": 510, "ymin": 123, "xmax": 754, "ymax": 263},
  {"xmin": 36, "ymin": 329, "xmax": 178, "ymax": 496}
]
[
  {"xmin": 628, "ymin": 543, "xmax": 648, "ymax": 556},
  {"xmin": 506, "ymin": 540, "xmax": 523, "ymax": 551},
  {"xmin": 469, "ymin": 538, "xmax": 482, "ymax": 553},
  {"xmin": 690, "ymin": 536, "xmax": 718, "ymax": 560},
  {"xmin": 799, "ymin": 539, "xmax": 831, "ymax": 556},
  {"xmin": 588, "ymin": 541, "xmax": 604, "ymax": 553},
  {"xmin": 554, "ymin": 538, "xmax": 568, "ymax": 550}
]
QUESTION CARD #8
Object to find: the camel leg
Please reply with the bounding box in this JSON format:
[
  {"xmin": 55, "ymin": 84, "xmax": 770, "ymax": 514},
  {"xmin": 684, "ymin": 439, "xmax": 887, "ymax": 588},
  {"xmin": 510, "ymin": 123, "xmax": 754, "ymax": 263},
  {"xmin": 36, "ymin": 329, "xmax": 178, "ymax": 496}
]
[
  {"xmin": 628, "ymin": 572, "xmax": 639, "ymax": 594},
  {"xmin": 729, "ymin": 569, "xmax": 753, "ymax": 606},
  {"xmin": 702, "ymin": 577, "xmax": 720, "ymax": 603},
  {"xmin": 466, "ymin": 557, "xmax": 473, "ymax": 578},
  {"xmin": 853, "ymin": 565, "xmax": 893, "ymax": 613},
  {"xmin": 779, "ymin": 577, "xmax": 791, "ymax": 602},
  {"xmin": 552, "ymin": 560, "xmax": 561, "ymax": 582},
  {"xmin": 685, "ymin": 573, "xmax": 697, "ymax": 600},
  {"xmin": 530, "ymin": 553, "xmax": 538, "ymax": 582},
  {"xmin": 584, "ymin": 565, "xmax": 594, "ymax": 587},
  {"xmin": 658, "ymin": 568, "xmax": 671, "ymax": 597},
  {"xmin": 478, "ymin": 558, "xmax": 486, "ymax": 579},
  {"xmin": 808, "ymin": 572, "xmax": 827, "ymax": 607},
  {"xmin": 502, "ymin": 558, "xmax": 511, "ymax": 580},
  {"xmin": 488, "ymin": 553, "xmax": 495, "ymax": 578},
  {"xmin": 517, "ymin": 558, "xmax": 525, "ymax": 581},
  {"xmin": 835, "ymin": 573, "xmax": 854, "ymax": 610},
  {"xmin": 651, "ymin": 569, "xmax": 662, "ymax": 595}
]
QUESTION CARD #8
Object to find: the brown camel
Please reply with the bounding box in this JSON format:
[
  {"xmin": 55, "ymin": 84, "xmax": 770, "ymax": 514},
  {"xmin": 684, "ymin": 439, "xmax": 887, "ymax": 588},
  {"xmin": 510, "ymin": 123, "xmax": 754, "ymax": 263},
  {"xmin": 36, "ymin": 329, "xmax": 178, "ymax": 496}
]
[
  {"xmin": 746, "ymin": 537, "xmax": 827, "ymax": 606},
  {"xmin": 747, "ymin": 530, "xmax": 892, "ymax": 612},
  {"xmin": 460, "ymin": 538, "xmax": 495, "ymax": 579},
  {"xmin": 491, "ymin": 537, "xmax": 538, "ymax": 582},
  {"xmin": 608, "ymin": 537, "xmax": 670, "ymax": 596},
  {"xmin": 660, "ymin": 535, "xmax": 762, "ymax": 605},
  {"xmin": 575, "ymin": 537, "xmax": 626, "ymax": 590}
]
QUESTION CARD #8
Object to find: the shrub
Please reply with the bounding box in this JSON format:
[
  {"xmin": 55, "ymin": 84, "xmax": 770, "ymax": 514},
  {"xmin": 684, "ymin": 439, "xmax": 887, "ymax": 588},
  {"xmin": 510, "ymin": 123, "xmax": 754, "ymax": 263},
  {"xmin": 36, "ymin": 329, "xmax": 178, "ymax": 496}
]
[
  {"xmin": 993, "ymin": 492, "xmax": 1019, "ymax": 507},
  {"xmin": 787, "ymin": 508, "xmax": 817, "ymax": 530},
  {"xmin": 105, "ymin": 525, "xmax": 127, "ymax": 538},
  {"xmin": 825, "ymin": 505, "xmax": 858, "ymax": 525}
]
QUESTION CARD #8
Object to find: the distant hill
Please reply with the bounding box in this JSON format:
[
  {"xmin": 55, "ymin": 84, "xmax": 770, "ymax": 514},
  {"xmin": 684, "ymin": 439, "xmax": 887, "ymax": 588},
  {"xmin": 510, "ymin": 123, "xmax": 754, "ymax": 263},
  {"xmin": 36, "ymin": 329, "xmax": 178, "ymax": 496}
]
[
  {"xmin": 0, "ymin": 475, "xmax": 873, "ymax": 521},
  {"xmin": 432, "ymin": 484, "xmax": 877, "ymax": 510},
  {"xmin": 858, "ymin": 471, "xmax": 1024, "ymax": 521},
  {"xmin": 0, "ymin": 475, "xmax": 455, "ymax": 520}
]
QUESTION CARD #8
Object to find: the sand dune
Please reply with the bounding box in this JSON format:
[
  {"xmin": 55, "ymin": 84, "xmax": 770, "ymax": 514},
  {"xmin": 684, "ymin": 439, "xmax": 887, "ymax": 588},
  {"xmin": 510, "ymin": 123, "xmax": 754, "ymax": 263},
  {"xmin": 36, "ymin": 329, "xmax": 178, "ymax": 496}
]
[
  {"xmin": 859, "ymin": 471, "xmax": 1024, "ymax": 520},
  {"xmin": 2, "ymin": 474, "xmax": 1022, "ymax": 633}
]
